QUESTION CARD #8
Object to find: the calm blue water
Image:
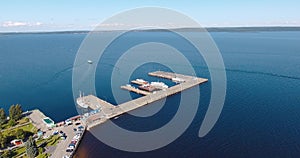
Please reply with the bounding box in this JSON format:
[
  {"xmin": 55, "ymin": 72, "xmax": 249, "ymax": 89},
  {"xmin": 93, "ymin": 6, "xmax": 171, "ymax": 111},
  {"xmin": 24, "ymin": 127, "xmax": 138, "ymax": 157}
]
[{"xmin": 0, "ymin": 31, "xmax": 300, "ymax": 157}]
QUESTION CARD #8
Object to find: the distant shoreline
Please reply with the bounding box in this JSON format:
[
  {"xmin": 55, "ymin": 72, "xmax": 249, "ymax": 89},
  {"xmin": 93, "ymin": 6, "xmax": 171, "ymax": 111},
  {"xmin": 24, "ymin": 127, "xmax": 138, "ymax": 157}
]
[{"xmin": 1, "ymin": 26, "xmax": 300, "ymax": 35}]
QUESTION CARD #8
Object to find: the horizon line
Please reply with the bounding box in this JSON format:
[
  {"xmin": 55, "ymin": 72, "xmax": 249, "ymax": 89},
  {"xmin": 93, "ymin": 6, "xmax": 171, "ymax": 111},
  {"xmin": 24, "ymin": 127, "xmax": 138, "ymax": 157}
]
[{"xmin": 1, "ymin": 26, "xmax": 300, "ymax": 34}]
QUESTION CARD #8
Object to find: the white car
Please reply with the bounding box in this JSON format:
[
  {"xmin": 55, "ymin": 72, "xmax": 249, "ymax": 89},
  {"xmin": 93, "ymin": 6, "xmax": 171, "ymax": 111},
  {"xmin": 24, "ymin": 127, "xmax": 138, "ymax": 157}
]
[
  {"xmin": 65, "ymin": 119, "xmax": 72, "ymax": 125},
  {"xmin": 73, "ymin": 135, "xmax": 80, "ymax": 140}
]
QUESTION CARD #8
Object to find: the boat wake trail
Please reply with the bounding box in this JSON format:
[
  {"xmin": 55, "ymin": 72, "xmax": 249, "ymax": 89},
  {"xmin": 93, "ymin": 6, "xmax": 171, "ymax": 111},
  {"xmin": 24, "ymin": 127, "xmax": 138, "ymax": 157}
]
[
  {"xmin": 34, "ymin": 63, "xmax": 84, "ymax": 88},
  {"xmin": 226, "ymin": 68, "xmax": 300, "ymax": 81},
  {"xmin": 35, "ymin": 62, "xmax": 121, "ymax": 89},
  {"xmin": 194, "ymin": 66, "xmax": 300, "ymax": 81}
]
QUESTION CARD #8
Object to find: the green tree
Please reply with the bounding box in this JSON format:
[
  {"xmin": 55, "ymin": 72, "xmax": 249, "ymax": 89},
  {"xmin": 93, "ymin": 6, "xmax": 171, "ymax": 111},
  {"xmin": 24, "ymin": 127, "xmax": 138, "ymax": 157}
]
[
  {"xmin": 0, "ymin": 108, "xmax": 6, "ymax": 125},
  {"xmin": 9, "ymin": 105, "xmax": 16, "ymax": 121},
  {"xmin": 25, "ymin": 136, "xmax": 37, "ymax": 158},
  {"xmin": 0, "ymin": 132, "xmax": 7, "ymax": 148},
  {"xmin": 8, "ymin": 119, "xmax": 16, "ymax": 127},
  {"xmin": 9, "ymin": 104, "xmax": 23, "ymax": 121},
  {"xmin": 15, "ymin": 104, "xmax": 22, "ymax": 120},
  {"xmin": 16, "ymin": 129, "xmax": 25, "ymax": 140},
  {"xmin": 24, "ymin": 117, "xmax": 29, "ymax": 123},
  {"xmin": 1, "ymin": 149, "xmax": 13, "ymax": 158},
  {"xmin": 38, "ymin": 147, "xmax": 44, "ymax": 154}
]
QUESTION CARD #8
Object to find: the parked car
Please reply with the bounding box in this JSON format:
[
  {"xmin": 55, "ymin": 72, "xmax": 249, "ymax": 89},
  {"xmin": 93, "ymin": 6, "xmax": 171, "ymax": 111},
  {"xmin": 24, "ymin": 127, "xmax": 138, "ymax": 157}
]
[
  {"xmin": 71, "ymin": 140, "xmax": 77, "ymax": 144},
  {"xmin": 53, "ymin": 130, "xmax": 59, "ymax": 135},
  {"xmin": 78, "ymin": 126, "xmax": 84, "ymax": 131},
  {"xmin": 68, "ymin": 144, "xmax": 75, "ymax": 149},
  {"xmin": 65, "ymin": 119, "xmax": 72, "ymax": 125},
  {"xmin": 75, "ymin": 122, "xmax": 81, "ymax": 126},
  {"xmin": 73, "ymin": 135, "xmax": 80, "ymax": 140}
]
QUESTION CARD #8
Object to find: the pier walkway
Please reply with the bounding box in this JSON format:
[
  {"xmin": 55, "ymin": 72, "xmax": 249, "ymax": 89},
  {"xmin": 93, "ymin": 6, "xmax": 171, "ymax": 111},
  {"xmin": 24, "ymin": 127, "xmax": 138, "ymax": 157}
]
[{"xmin": 78, "ymin": 71, "xmax": 208, "ymax": 130}]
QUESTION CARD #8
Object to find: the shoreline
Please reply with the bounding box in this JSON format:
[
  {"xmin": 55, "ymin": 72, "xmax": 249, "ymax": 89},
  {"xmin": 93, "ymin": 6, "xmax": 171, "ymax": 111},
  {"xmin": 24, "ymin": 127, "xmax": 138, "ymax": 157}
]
[{"xmin": 1, "ymin": 71, "xmax": 207, "ymax": 157}]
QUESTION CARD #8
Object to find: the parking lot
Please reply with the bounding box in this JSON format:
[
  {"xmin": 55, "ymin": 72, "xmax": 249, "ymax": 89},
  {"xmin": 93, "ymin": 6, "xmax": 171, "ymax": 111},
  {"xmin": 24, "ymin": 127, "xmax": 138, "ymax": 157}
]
[{"xmin": 50, "ymin": 120, "xmax": 85, "ymax": 158}]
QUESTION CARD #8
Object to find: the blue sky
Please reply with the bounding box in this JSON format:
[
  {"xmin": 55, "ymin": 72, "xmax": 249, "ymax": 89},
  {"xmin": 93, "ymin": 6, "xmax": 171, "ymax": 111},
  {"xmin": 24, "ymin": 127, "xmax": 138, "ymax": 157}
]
[{"xmin": 0, "ymin": 0, "xmax": 299, "ymax": 32}]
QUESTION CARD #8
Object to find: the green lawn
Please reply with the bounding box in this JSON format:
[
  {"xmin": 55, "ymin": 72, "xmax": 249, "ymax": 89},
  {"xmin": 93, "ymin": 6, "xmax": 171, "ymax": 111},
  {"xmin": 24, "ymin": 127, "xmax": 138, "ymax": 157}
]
[
  {"xmin": 20, "ymin": 123, "xmax": 37, "ymax": 133},
  {"xmin": 1, "ymin": 120, "xmax": 38, "ymax": 158},
  {"xmin": 1, "ymin": 123, "xmax": 10, "ymax": 130},
  {"xmin": 17, "ymin": 117, "xmax": 30, "ymax": 125},
  {"xmin": 1, "ymin": 117, "xmax": 59, "ymax": 158},
  {"xmin": 47, "ymin": 135, "xmax": 60, "ymax": 147},
  {"xmin": 11, "ymin": 146, "xmax": 26, "ymax": 157},
  {"xmin": 36, "ymin": 135, "xmax": 60, "ymax": 147},
  {"xmin": 10, "ymin": 135, "xmax": 59, "ymax": 158},
  {"xmin": 36, "ymin": 138, "xmax": 45, "ymax": 146},
  {"xmin": 1, "ymin": 123, "xmax": 37, "ymax": 136},
  {"xmin": 1, "ymin": 117, "xmax": 30, "ymax": 130},
  {"xmin": 10, "ymin": 147, "xmax": 51, "ymax": 158}
]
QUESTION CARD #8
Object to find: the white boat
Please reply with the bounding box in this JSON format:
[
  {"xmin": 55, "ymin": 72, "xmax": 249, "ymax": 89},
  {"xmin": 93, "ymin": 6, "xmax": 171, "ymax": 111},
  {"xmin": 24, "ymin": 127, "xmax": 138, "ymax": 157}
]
[
  {"xmin": 136, "ymin": 79, "xmax": 148, "ymax": 84},
  {"xmin": 150, "ymin": 82, "xmax": 168, "ymax": 89},
  {"xmin": 87, "ymin": 60, "xmax": 93, "ymax": 64}
]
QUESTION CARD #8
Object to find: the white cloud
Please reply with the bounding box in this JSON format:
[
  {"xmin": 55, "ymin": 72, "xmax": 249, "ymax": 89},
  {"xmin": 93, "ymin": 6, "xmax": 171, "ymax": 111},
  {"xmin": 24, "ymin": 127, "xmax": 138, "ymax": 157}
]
[
  {"xmin": 2, "ymin": 21, "xmax": 27, "ymax": 27},
  {"xmin": 34, "ymin": 22, "xmax": 42, "ymax": 26},
  {"xmin": 1, "ymin": 21, "xmax": 43, "ymax": 27}
]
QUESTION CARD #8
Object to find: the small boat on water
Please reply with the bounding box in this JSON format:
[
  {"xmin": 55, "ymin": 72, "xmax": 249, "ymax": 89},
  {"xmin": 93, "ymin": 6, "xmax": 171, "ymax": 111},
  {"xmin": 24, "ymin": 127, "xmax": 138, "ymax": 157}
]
[
  {"xmin": 114, "ymin": 116, "xmax": 119, "ymax": 120},
  {"xmin": 87, "ymin": 60, "xmax": 93, "ymax": 64}
]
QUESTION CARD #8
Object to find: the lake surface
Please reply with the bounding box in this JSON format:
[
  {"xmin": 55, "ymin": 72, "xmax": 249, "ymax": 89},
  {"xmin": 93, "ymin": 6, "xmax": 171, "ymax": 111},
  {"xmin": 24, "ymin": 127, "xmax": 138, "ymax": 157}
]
[{"xmin": 0, "ymin": 31, "xmax": 300, "ymax": 157}]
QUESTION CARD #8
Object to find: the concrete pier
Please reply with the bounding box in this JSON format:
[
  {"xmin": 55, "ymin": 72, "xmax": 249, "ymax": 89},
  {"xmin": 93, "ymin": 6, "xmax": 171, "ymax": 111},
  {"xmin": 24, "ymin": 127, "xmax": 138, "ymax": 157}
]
[{"xmin": 78, "ymin": 71, "xmax": 208, "ymax": 130}]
